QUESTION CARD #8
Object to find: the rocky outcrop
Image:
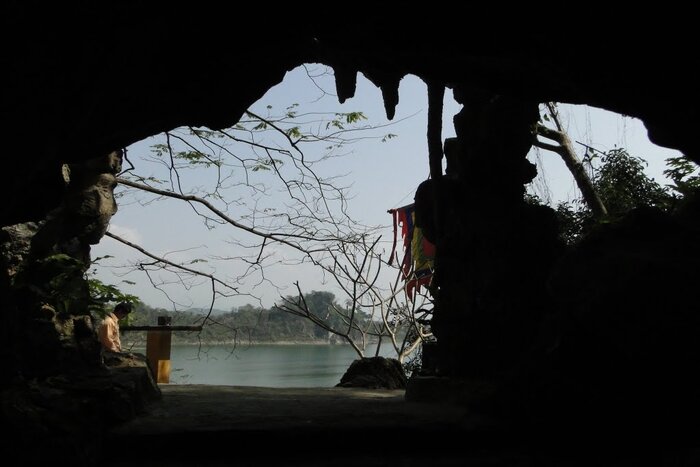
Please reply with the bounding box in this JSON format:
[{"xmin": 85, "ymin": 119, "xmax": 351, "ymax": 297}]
[
  {"xmin": 0, "ymin": 148, "xmax": 159, "ymax": 464},
  {"xmin": 337, "ymin": 357, "xmax": 407, "ymax": 389},
  {"xmin": 1, "ymin": 6, "xmax": 700, "ymax": 464},
  {"xmin": 0, "ymin": 352, "xmax": 159, "ymax": 466},
  {"xmin": 30, "ymin": 150, "xmax": 122, "ymax": 266},
  {"xmin": 1, "ymin": 150, "xmax": 123, "ymax": 381}
]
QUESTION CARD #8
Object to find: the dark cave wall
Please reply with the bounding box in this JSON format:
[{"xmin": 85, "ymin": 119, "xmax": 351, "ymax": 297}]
[
  {"xmin": 2, "ymin": 3, "xmax": 699, "ymax": 378},
  {"xmin": 2, "ymin": 5, "xmax": 305, "ymax": 225},
  {"xmin": 2, "ymin": 6, "xmax": 700, "ymax": 461},
  {"xmin": 426, "ymin": 89, "xmax": 564, "ymax": 377},
  {"xmin": 3, "ymin": 6, "xmax": 699, "ymax": 225}
]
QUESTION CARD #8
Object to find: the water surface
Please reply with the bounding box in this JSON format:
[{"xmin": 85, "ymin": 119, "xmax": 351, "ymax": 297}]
[{"xmin": 137, "ymin": 343, "xmax": 394, "ymax": 387}]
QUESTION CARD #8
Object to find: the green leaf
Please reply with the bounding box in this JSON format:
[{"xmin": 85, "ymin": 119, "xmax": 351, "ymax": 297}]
[
  {"xmin": 328, "ymin": 120, "xmax": 344, "ymax": 130},
  {"xmin": 341, "ymin": 111, "xmax": 367, "ymax": 124}
]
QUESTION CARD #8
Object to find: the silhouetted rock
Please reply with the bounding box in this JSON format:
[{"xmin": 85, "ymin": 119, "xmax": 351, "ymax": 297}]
[
  {"xmin": 336, "ymin": 357, "xmax": 406, "ymax": 389},
  {"xmin": 0, "ymin": 355, "xmax": 160, "ymax": 466}
]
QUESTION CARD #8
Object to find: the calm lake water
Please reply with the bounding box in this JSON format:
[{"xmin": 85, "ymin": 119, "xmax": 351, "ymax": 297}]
[{"xmin": 134, "ymin": 344, "xmax": 394, "ymax": 387}]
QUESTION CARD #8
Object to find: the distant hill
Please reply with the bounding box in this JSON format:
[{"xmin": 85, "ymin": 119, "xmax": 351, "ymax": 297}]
[
  {"xmin": 187, "ymin": 307, "xmax": 231, "ymax": 316},
  {"xmin": 122, "ymin": 292, "xmax": 374, "ymax": 346}
]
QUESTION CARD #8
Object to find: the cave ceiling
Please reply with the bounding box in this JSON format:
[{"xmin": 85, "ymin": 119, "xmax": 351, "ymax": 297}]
[{"xmin": 2, "ymin": 5, "xmax": 697, "ymax": 225}]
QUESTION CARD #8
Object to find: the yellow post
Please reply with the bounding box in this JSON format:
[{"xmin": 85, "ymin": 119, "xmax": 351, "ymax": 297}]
[{"xmin": 146, "ymin": 316, "xmax": 172, "ymax": 383}]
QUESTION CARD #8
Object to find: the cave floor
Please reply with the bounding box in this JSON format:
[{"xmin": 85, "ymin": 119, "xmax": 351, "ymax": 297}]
[
  {"xmin": 105, "ymin": 384, "xmax": 699, "ymax": 466},
  {"xmin": 107, "ymin": 384, "xmax": 474, "ymax": 466},
  {"xmin": 111, "ymin": 384, "xmax": 465, "ymax": 435}
]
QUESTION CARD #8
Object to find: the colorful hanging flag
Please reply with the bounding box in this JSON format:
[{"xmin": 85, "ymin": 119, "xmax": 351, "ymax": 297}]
[{"xmin": 388, "ymin": 204, "xmax": 435, "ymax": 299}]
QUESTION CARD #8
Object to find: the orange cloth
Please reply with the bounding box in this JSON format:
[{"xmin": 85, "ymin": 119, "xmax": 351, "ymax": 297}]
[{"xmin": 98, "ymin": 313, "xmax": 121, "ymax": 352}]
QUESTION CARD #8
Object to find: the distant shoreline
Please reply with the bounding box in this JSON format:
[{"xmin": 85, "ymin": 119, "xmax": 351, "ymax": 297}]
[
  {"xmin": 122, "ymin": 340, "xmax": 371, "ymax": 348},
  {"xmin": 179, "ymin": 341, "xmax": 353, "ymax": 346}
]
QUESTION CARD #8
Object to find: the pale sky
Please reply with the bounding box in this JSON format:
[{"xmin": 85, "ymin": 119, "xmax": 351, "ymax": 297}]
[{"xmin": 91, "ymin": 65, "xmax": 684, "ymax": 312}]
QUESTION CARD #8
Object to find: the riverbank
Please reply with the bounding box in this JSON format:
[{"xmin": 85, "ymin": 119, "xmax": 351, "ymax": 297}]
[{"xmin": 122, "ymin": 339, "xmax": 379, "ymax": 347}]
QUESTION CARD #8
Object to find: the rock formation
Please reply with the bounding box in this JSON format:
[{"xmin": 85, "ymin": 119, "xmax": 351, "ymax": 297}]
[{"xmin": 1, "ymin": 5, "xmax": 698, "ymax": 463}]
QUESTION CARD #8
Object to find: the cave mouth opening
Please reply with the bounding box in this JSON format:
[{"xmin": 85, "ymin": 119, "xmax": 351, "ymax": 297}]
[
  {"xmin": 92, "ymin": 65, "xmax": 461, "ymax": 389},
  {"xmin": 91, "ymin": 63, "xmax": 690, "ymax": 390}
]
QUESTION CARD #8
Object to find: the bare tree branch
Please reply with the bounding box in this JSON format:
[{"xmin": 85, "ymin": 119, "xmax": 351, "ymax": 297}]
[
  {"xmin": 116, "ymin": 177, "xmax": 335, "ymax": 251},
  {"xmin": 98, "ymin": 92, "xmax": 432, "ymax": 368},
  {"xmin": 105, "ymin": 231, "xmax": 239, "ymax": 295}
]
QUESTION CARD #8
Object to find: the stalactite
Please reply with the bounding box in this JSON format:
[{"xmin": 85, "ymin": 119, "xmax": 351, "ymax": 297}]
[
  {"xmin": 380, "ymin": 78, "xmax": 400, "ymax": 120},
  {"xmin": 364, "ymin": 70, "xmax": 403, "ymax": 120},
  {"xmin": 333, "ymin": 65, "xmax": 357, "ymax": 104}
]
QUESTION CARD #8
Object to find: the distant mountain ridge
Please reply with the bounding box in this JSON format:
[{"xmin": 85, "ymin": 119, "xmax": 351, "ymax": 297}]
[
  {"xmin": 187, "ymin": 307, "xmax": 231, "ymax": 316},
  {"xmin": 123, "ymin": 292, "xmax": 373, "ymax": 345}
]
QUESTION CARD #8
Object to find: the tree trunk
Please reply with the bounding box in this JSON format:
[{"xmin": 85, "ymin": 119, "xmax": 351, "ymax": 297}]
[{"xmin": 534, "ymin": 104, "xmax": 608, "ymax": 219}]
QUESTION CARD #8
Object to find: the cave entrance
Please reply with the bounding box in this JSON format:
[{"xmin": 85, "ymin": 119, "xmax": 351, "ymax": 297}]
[
  {"xmin": 93, "ymin": 65, "xmax": 460, "ymax": 388},
  {"xmin": 91, "ymin": 64, "xmax": 687, "ymax": 388}
]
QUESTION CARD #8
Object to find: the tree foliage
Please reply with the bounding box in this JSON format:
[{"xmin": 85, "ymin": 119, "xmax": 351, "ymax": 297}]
[
  {"xmin": 544, "ymin": 149, "xmax": 698, "ymax": 244},
  {"xmin": 592, "ymin": 148, "xmax": 672, "ymax": 215},
  {"xmin": 120, "ymin": 291, "xmax": 375, "ymax": 347},
  {"xmin": 87, "ymin": 256, "xmax": 140, "ymax": 320},
  {"xmin": 664, "ymin": 155, "xmax": 700, "ymax": 197}
]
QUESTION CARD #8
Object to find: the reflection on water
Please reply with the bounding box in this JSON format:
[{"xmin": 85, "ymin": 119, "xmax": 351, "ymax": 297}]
[{"xmin": 134, "ymin": 344, "xmax": 395, "ymax": 387}]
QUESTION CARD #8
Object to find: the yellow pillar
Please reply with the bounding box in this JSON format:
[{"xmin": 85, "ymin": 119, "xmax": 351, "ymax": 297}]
[{"xmin": 146, "ymin": 316, "xmax": 172, "ymax": 383}]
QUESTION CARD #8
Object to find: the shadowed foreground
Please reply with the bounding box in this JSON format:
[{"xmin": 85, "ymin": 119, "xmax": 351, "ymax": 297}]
[
  {"xmin": 107, "ymin": 385, "xmax": 473, "ymax": 466},
  {"xmin": 103, "ymin": 385, "xmax": 700, "ymax": 466}
]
